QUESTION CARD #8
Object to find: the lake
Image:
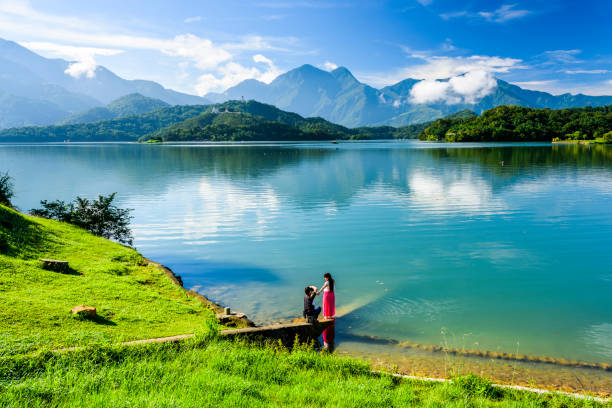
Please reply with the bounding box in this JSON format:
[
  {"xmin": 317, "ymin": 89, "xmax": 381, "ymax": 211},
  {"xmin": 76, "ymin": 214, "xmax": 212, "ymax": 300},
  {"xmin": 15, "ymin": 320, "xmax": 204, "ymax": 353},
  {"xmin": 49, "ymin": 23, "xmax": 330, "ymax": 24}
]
[{"xmin": 2, "ymin": 141, "xmax": 612, "ymax": 366}]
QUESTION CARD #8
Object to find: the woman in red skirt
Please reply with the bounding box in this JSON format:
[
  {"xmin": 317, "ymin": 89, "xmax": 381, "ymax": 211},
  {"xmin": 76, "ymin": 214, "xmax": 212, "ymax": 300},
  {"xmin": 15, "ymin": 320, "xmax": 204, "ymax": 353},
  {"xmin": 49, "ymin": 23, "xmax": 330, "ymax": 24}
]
[{"xmin": 317, "ymin": 272, "xmax": 335, "ymax": 319}]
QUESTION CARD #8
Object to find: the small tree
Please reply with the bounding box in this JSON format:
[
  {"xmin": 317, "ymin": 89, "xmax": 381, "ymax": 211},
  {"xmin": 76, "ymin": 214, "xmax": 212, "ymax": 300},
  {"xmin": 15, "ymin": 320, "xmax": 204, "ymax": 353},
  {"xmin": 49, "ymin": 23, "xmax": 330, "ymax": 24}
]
[
  {"xmin": 31, "ymin": 193, "xmax": 134, "ymax": 246},
  {"xmin": 0, "ymin": 172, "xmax": 14, "ymax": 207}
]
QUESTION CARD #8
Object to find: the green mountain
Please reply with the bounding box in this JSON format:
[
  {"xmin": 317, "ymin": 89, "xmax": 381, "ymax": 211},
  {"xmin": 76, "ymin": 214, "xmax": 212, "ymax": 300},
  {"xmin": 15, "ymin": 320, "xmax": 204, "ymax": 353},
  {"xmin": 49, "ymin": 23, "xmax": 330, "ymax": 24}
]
[
  {"xmin": 206, "ymin": 65, "xmax": 612, "ymax": 127},
  {"xmin": 143, "ymin": 100, "xmax": 411, "ymax": 142},
  {"xmin": 0, "ymin": 38, "xmax": 208, "ymax": 128},
  {"xmin": 0, "ymin": 105, "xmax": 210, "ymax": 143},
  {"xmin": 0, "ymin": 99, "xmax": 462, "ymax": 143},
  {"xmin": 420, "ymin": 105, "xmax": 612, "ymax": 142},
  {"xmin": 62, "ymin": 94, "xmax": 170, "ymax": 124}
]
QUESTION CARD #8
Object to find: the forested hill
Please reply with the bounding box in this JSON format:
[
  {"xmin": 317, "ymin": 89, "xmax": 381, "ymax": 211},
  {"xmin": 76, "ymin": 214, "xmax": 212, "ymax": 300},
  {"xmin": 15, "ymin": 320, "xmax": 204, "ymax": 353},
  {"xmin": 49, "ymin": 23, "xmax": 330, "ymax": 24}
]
[
  {"xmin": 419, "ymin": 105, "xmax": 612, "ymax": 142},
  {"xmin": 61, "ymin": 94, "xmax": 170, "ymax": 125},
  {"xmin": 0, "ymin": 100, "xmax": 429, "ymax": 143},
  {"xmin": 0, "ymin": 105, "xmax": 210, "ymax": 142},
  {"xmin": 143, "ymin": 100, "xmax": 421, "ymax": 142}
]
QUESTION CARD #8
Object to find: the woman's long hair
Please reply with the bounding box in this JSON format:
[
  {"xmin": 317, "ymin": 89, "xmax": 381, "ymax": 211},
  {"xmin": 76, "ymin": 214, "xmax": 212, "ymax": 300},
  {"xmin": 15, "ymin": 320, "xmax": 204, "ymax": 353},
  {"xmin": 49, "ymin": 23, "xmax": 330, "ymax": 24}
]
[{"xmin": 324, "ymin": 272, "xmax": 334, "ymax": 292}]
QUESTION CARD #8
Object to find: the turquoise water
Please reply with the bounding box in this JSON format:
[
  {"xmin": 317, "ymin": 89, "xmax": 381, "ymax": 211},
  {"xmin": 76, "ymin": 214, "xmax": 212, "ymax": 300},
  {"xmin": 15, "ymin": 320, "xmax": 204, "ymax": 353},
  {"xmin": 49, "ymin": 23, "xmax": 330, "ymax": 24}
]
[{"xmin": 2, "ymin": 141, "xmax": 611, "ymax": 363}]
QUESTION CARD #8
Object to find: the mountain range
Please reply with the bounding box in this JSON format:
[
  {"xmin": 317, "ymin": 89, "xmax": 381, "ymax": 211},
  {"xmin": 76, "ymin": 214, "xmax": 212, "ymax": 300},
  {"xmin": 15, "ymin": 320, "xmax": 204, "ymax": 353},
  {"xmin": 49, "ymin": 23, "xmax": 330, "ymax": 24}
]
[
  {"xmin": 0, "ymin": 100, "xmax": 423, "ymax": 143},
  {"xmin": 0, "ymin": 38, "xmax": 208, "ymax": 129},
  {"xmin": 206, "ymin": 64, "xmax": 612, "ymax": 127},
  {"xmin": 1, "ymin": 36, "xmax": 612, "ymax": 131}
]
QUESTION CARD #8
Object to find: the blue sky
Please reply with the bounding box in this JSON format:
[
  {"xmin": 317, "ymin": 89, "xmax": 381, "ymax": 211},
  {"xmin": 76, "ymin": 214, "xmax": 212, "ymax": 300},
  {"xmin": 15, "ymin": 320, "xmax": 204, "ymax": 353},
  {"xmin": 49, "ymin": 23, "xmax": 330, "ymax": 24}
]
[{"xmin": 0, "ymin": 0, "xmax": 611, "ymax": 96}]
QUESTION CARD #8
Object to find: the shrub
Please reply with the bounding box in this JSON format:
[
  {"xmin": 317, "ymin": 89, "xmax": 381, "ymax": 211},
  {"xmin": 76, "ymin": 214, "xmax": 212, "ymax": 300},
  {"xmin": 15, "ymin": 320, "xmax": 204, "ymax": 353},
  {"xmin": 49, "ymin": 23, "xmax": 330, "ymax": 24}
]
[
  {"xmin": 0, "ymin": 172, "xmax": 14, "ymax": 207},
  {"xmin": 30, "ymin": 193, "xmax": 133, "ymax": 245},
  {"xmin": 452, "ymin": 374, "xmax": 500, "ymax": 399}
]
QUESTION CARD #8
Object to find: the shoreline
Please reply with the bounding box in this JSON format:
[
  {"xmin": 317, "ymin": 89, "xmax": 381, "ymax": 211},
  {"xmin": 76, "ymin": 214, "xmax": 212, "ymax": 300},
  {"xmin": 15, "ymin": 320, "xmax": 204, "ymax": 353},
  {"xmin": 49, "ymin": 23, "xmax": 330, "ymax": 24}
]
[
  {"xmin": 147, "ymin": 258, "xmax": 611, "ymax": 397},
  {"xmin": 339, "ymin": 331, "xmax": 612, "ymax": 372}
]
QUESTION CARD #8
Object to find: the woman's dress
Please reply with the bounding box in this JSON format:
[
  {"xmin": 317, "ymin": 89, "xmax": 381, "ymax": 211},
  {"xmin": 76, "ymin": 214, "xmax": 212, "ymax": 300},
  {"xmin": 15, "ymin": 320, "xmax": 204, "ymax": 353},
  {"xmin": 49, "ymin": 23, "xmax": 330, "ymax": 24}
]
[{"xmin": 321, "ymin": 281, "xmax": 335, "ymax": 318}]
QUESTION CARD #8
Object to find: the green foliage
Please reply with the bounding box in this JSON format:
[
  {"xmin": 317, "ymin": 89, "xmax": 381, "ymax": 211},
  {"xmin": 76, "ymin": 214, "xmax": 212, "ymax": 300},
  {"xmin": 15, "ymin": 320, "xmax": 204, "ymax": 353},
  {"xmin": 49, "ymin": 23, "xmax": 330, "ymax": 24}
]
[
  {"xmin": 142, "ymin": 100, "xmax": 428, "ymax": 142},
  {"xmin": 62, "ymin": 93, "xmax": 170, "ymax": 125},
  {"xmin": 0, "ymin": 340, "xmax": 605, "ymax": 407},
  {"xmin": 0, "ymin": 171, "xmax": 14, "ymax": 207},
  {"xmin": 0, "ymin": 104, "xmax": 210, "ymax": 142},
  {"xmin": 0, "ymin": 98, "xmax": 445, "ymax": 143},
  {"xmin": 420, "ymin": 105, "xmax": 612, "ymax": 142},
  {"xmin": 106, "ymin": 93, "xmax": 169, "ymax": 118},
  {"xmin": 31, "ymin": 193, "xmax": 133, "ymax": 246},
  {"xmin": 0, "ymin": 204, "xmax": 215, "ymax": 355},
  {"xmin": 452, "ymin": 374, "xmax": 499, "ymax": 398}
]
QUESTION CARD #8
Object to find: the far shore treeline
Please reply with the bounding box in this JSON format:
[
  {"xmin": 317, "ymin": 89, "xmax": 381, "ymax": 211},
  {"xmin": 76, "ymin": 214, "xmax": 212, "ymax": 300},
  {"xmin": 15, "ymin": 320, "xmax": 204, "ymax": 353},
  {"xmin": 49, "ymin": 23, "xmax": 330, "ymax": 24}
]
[
  {"xmin": 419, "ymin": 105, "xmax": 612, "ymax": 143},
  {"xmin": 0, "ymin": 100, "xmax": 428, "ymax": 143},
  {"xmin": 0, "ymin": 100, "xmax": 610, "ymax": 143}
]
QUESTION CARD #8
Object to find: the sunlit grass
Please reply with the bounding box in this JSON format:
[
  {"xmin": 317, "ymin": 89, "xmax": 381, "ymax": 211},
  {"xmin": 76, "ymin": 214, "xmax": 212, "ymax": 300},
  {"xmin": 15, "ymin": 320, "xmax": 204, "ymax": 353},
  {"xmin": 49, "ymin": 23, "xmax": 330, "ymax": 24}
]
[
  {"xmin": 1, "ymin": 338, "xmax": 606, "ymax": 408},
  {"xmin": 0, "ymin": 204, "xmax": 214, "ymax": 355}
]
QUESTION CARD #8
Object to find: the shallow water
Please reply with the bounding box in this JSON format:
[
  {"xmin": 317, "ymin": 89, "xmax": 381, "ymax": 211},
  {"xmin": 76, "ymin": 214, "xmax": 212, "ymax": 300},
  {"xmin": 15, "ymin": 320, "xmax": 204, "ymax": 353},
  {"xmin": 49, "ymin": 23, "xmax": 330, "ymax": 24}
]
[{"xmin": 2, "ymin": 141, "xmax": 612, "ymax": 367}]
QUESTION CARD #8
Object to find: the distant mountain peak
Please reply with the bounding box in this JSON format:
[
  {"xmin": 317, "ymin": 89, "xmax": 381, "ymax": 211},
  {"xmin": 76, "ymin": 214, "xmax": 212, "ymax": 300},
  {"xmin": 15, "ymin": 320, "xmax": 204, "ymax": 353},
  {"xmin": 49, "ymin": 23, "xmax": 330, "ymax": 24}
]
[
  {"xmin": 331, "ymin": 66, "xmax": 356, "ymax": 78},
  {"xmin": 0, "ymin": 36, "xmax": 209, "ymax": 129}
]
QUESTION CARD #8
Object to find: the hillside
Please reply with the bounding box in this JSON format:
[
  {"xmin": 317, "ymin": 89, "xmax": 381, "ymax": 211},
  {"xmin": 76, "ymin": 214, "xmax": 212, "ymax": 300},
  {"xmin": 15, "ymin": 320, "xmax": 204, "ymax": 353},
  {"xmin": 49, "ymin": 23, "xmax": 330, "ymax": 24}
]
[
  {"xmin": 0, "ymin": 204, "xmax": 216, "ymax": 354},
  {"xmin": 0, "ymin": 38, "xmax": 208, "ymax": 128},
  {"xmin": 147, "ymin": 111, "xmax": 315, "ymax": 142},
  {"xmin": 207, "ymin": 64, "xmax": 612, "ymax": 127},
  {"xmin": 0, "ymin": 100, "xmax": 428, "ymax": 143},
  {"xmin": 62, "ymin": 94, "xmax": 170, "ymax": 125},
  {"xmin": 0, "ymin": 105, "xmax": 210, "ymax": 142},
  {"xmin": 419, "ymin": 105, "xmax": 612, "ymax": 142},
  {"xmin": 143, "ymin": 100, "xmax": 421, "ymax": 142}
]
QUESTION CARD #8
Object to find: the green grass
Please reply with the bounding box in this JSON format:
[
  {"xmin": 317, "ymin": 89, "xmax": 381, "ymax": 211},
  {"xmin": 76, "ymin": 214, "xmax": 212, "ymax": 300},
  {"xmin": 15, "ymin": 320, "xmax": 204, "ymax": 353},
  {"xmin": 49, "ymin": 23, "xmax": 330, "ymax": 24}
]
[
  {"xmin": 552, "ymin": 138, "xmax": 611, "ymax": 144},
  {"xmin": 0, "ymin": 204, "xmax": 214, "ymax": 356},
  {"xmin": 0, "ymin": 338, "xmax": 607, "ymax": 407},
  {"xmin": 1, "ymin": 204, "xmax": 608, "ymax": 407}
]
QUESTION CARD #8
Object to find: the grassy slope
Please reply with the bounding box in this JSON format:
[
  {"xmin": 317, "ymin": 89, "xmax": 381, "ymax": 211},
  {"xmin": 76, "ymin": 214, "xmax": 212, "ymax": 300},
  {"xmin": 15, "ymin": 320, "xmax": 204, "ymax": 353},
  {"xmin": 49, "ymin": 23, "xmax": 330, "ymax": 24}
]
[
  {"xmin": 1, "ymin": 339, "xmax": 606, "ymax": 407},
  {"xmin": 0, "ymin": 204, "xmax": 607, "ymax": 407},
  {"xmin": 0, "ymin": 204, "xmax": 214, "ymax": 355}
]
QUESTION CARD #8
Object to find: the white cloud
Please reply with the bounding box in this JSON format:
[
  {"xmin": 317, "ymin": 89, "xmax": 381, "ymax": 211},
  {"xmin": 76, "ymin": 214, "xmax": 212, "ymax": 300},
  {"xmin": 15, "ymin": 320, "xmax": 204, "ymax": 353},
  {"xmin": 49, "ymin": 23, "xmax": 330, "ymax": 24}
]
[
  {"xmin": 323, "ymin": 61, "xmax": 338, "ymax": 71},
  {"xmin": 160, "ymin": 34, "xmax": 232, "ymax": 70},
  {"xmin": 541, "ymin": 49, "xmax": 582, "ymax": 64},
  {"xmin": 195, "ymin": 54, "xmax": 282, "ymax": 95},
  {"xmin": 441, "ymin": 4, "xmax": 530, "ymax": 23},
  {"xmin": 410, "ymin": 70, "xmax": 498, "ymax": 105},
  {"xmin": 410, "ymin": 79, "xmax": 452, "ymax": 104},
  {"xmin": 20, "ymin": 41, "xmax": 123, "ymax": 78},
  {"xmin": 401, "ymin": 55, "xmax": 522, "ymax": 80},
  {"xmin": 252, "ymin": 53, "xmax": 282, "ymax": 83},
  {"xmin": 563, "ymin": 69, "xmax": 610, "ymax": 74},
  {"xmin": 0, "ymin": 1, "xmax": 299, "ymax": 94},
  {"xmin": 512, "ymin": 80, "xmax": 557, "ymax": 87},
  {"xmin": 440, "ymin": 11, "xmax": 469, "ymax": 20},
  {"xmin": 415, "ymin": 0, "xmax": 433, "ymax": 6},
  {"xmin": 356, "ymin": 54, "xmax": 523, "ymax": 103},
  {"xmin": 511, "ymin": 79, "xmax": 612, "ymax": 96},
  {"xmin": 478, "ymin": 4, "xmax": 530, "ymax": 23},
  {"xmin": 184, "ymin": 16, "xmax": 202, "ymax": 23}
]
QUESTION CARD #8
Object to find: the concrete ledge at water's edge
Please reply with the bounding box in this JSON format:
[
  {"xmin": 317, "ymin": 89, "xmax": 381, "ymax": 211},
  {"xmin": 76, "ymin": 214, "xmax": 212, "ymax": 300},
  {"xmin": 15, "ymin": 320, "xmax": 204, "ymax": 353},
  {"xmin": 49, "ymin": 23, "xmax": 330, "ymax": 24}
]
[
  {"xmin": 122, "ymin": 320, "xmax": 335, "ymax": 348},
  {"xmin": 221, "ymin": 320, "xmax": 335, "ymax": 346}
]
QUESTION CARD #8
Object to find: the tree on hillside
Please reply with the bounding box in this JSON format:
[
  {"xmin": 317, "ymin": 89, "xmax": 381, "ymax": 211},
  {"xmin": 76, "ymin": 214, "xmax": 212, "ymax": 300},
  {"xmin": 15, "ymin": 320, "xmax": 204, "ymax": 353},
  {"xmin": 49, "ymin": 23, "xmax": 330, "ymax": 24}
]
[
  {"xmin": 31, "ymin": 193, "xmax": 134, "ymax": 246},
  {"xmin": 0, "ymin": 172, "xmax": 14, "ymax": 207}
]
